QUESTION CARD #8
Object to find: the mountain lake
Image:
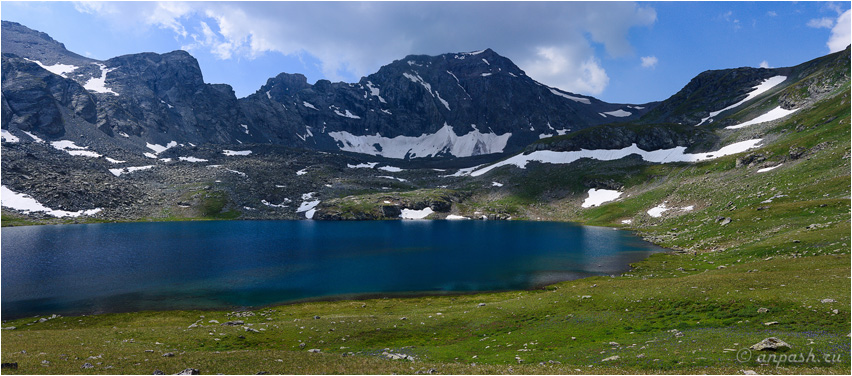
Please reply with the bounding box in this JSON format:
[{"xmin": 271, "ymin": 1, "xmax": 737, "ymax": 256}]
[{"xmin": 1, "ymin": 220, "xmax": 666, "ymax": 319}]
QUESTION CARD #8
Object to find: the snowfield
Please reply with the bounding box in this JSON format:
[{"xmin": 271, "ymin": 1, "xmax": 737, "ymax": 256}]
[
  {"xmin": 329, "ymin": 123, "xmax": 511, "ymax": 159},
  {"xmin": 469, "ymin": 139, "xmax": 763, "ymax": 177},
  {"xmin": 725, "ymin": 106, "xmax": 799, "ymax": 129}
]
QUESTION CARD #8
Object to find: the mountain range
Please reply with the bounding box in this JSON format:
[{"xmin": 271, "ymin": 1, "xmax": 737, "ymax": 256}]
[{"xmin": 0, "ymin": 20, "xmax": 849, "ymax": 224}]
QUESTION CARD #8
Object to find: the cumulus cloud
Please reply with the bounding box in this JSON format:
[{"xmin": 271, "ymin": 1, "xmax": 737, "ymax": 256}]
[
  {"xmin": 759, "ymin": 60, "xmax": 770, "ymax": 68},
  {"xmin": 827, "ymin": 9, "xmax": 851, "ymax": 52},
  {"xmin": 71, "ymin": 1, "xmax": 656, "ymax": 96},
  {"xmin": 640, "ymin": 56, "xmax": 658, "ymax": 69}
]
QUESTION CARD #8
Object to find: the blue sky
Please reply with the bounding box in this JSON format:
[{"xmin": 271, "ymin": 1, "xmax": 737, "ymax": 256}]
[{"xmin": 2, "ymin": 1, "xmax": 850, "ymax": 104}]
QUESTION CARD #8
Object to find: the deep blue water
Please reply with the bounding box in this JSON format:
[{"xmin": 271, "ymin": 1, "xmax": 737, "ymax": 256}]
[{"xmin": 1, "ymin": 220, "xmax": 665, "ymax": 319}]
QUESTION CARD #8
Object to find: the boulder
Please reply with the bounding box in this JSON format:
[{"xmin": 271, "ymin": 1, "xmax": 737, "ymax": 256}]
[{"xmin": 750, "ymin": 337, "xmax": 791, "ymax": 351}]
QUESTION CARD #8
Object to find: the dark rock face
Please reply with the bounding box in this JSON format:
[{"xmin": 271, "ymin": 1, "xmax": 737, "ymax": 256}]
[
  {"xmin": 528, "ymin": 123, "xmax": 717, "ymax": 153},
  {"xmin": 1, "ymin": 55, "xmax": 96, "ymax": 136}
]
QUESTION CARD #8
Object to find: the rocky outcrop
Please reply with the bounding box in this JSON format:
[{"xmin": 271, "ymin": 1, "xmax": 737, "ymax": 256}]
[
  {"xmin": 527, "ymin": 123, "xmax": 717, "ymax": 153},
  {"xmin": 639, "ymin": 67, "xmax": 779, "ymax": 126}
]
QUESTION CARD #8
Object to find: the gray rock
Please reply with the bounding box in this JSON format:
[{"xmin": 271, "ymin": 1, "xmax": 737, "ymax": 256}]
[
  {"xmin": 750, "ymin": 337, "xmax": 791, "ymax": 351},
  {"xmin": 820, "ymin": 298, "xmax": 836, "ymax": 303},
  {"xmin": 162, "ymin": 352, "xmax": 175, "ymax": 357},
  {"xmin": 221, "ymin": 320, "xmax": 244, "ymax": 326},
  {"xmin": 757, "ymin": 308, "xmax": 769, "ymax": 314},
  {"xmin": 602, "ymin": 355, "xmax": 620, "ymax": 362},
  {"xmin": 153, "ymin": 370, "xmax": 165, "ymax": 375},
  {"xmin": 81, "ymin": 363, "xmax": 94, "ymax": 369},
  {"xmin": 308, "ymin": 349, "xmax": 321, "ymax": 353},
  {"xmin": 175, "ymin": 368, "xmax": 200, "ymax": 375}
]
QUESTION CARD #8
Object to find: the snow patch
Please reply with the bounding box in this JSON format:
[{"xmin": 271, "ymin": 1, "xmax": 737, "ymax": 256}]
[
  {"xmin": 143, "ymin": 152, "xmax": 158, "ymax": 159},
  {"xmin": 725, "ymin": 106, "xmax": 798, "ymax": 129},
  {"xmin": 328, "ymin": 123, "xmax": 511, "ymax": 159},
  {"xmin": 261, "ymin": 199, "xmax": 290, "ymax": 208},
  {"xmin": 621, "ymin": 219, "xmax": 633, "ymax": 224},
  {"xmin": 2, "ymin": 185, "xmax": 102, "ymax": 218},
  {"xmin": 757, "ymin": 164, "xmax": 783, "ymax": 173},
  {"xmin": 22, "ymin": 131, "xmax": 44, "ymax": 143},
  {"xmin": 223, "ymin": 149, "xmax": 252, "ymax": 156},
  {"xmin": 365, "ymin": 81, "xmax": 387, "ymax": 103},
  {"xmin": 109, "ymin": 165, "xmax": 154, "ymax": 177},
  {"xmin": 378, "ymin": 166, "xmax": 403, "ymax": 172},
  {"xmin": 50, "ymin": 140, "xmax": 102, "ymax": 158},
  {"xmin": 647, "ymin": 203, "xmax": 669, "ymax": 218},
  {"xmin": 1, "ymin": 129, "xmax": 19, "ymax": 143},
  {"xmin": 105, "ymin": 157, "xmax": 125, "ymax": 164},
  {"xmin": 549, "ymin": 88, "xmax": 591, "ymax": 104},
  {"xmin": 296, "ymin": 168, "xmax": 308, "ymax": 176},
  {"xmin": 582, "ymin": 189, "xmax": 622, "ymax": 208},
  {"xmin": 403, "ymin": 72, "xmax": 434, "ymax": 96},
  {"xmin": 400, "ymin": 207, "xmax": 433, "ymax": 220},
  {"xmin": 240, "ymin": 124, "xmax": 250, "ymax": 135},
  {"xmin": 296, "ymin": 193, "xmax": 321, "ymax": 219},
  {"xmin": 491, "ymin": 182, "xmax": 504, "ymax": 187},
  {"xmin": 302, "ymin": 101, "xmax": 318, "ymax": 110},
  {"xmin": 84, "ymin": 64, "xmax": 118, "ymax": 95},
  {"xmin": 470, "ymin": 139, "xmax": 763, "ymax": 177},
  {"xmin": 445, "ymin": 214, "xmax": 470, "ymax": 220},
  {"xmin": 347, "ymin": 162, "xmax": 379, "ymax": 169},
  {"xmin": 602, "ymin": 109, "xmax": 632, "ymax": 117},
  {"xmin": 333, "ymin": 108, "xmax": 361, "ymax": 119},
  {"xmin": 378, "ymin": 176, "xmax": 408, "ymax": 182},
  {"xmin": 179, "ymin": 156, "xmax": 208, "ymax": 163},
  {"xmin": 26, "ymin": 59, "xmax": 78, "ymax": 76},
  {"xmin": 146, "ymin": 141, "xmax": 177, "ymax": 154},
  {"xmin": 435, "ymin": 91, "xmax": 451, "ymax": 110}
]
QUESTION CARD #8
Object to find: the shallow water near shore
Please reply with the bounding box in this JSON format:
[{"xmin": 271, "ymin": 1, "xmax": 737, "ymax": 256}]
[{"xmin": 1, "ymin": 220, "xmax": 665, "ymax": 319}]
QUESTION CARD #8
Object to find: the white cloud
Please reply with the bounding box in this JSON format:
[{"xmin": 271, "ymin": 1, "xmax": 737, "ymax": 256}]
[
  {"xmin": 827, "ymin": 9, "xmax": 851, "ymax": 52},
  {"xmin": 807, "ymin": 17, "xmax": 835, "ymax": 29},
  {"xmin": 71, "ymin": 1, "xmax": 656, "ymax": 97},
  {"xmin": 759, "ymin": 60, "xmax": 770, "ymax": 68},
  {"xmin": 766, "ymin": 11, "xmax": 777, "ymax": 17},
  {"xmin": 640, "ymin": 56, "xmax": 658, "ymax": 68}
]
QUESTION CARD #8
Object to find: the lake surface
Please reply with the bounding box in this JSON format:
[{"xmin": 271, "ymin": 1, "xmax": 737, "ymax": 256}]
[{"xmin": 1, "ymin": 220, "xmax": 665, "ymax": 319}]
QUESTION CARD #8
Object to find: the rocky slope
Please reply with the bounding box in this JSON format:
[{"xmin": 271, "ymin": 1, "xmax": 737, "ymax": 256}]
[{"xmin": 1, "ymin": 21, "xmax": 653, "ymax": 161}]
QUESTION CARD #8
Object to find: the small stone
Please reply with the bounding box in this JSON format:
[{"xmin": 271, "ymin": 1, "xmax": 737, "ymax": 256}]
[
  {"xmin": 477, "ymin": 303, "xmax": 486, "ymax": 307},
  {"xmin": 602, "ymin": 355, "xmax": 620, "ymax": 362},
  {"xmin": 175, "ymin": 368, "xmax": 200, "ymax": 375},
  {"xmin": 308, "ymin": 349, "xmax": 321, "ymax": 353},
  {"xmin": 820, "ymin": 299, "xmax": 836, "ymax": 303},
  {"xmin": 299, "ymin": 343, "xmax": 306, "ymax": 349},
  {"xmin": 153, "ymin": 370, "xmax": 165, "ymax": 375},
  {"xmin": 313, "ymin": 316, "xmax": 321, "ymax": 320},
  {"xmin": 221, "ymin": 320, "xmax": 244, "ymax": 326},
  {"xmin": 81, "ymin": 363, "xmax": 94, "ymax": 369},
  {"xmin": 743, "ymin": 371, "xmax": 758, "ymax": 375},
  {"xmin": 162, "ymin": 352, "xmax": 175, "ymax": 357},
  {"xmin": 764, "ymin": 321, "xmax": 779, "ymax": 326},
  {"xmin": 757, "ymin": 308, "xmax": 769, "ymax": 314}
]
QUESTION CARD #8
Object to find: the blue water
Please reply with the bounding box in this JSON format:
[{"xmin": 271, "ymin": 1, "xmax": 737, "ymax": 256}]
[{"xmin": 1, "ymin": 220, "xmax": 665, "ymax": 319}]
